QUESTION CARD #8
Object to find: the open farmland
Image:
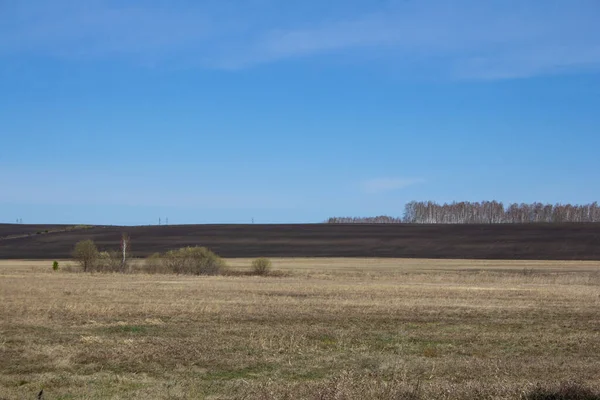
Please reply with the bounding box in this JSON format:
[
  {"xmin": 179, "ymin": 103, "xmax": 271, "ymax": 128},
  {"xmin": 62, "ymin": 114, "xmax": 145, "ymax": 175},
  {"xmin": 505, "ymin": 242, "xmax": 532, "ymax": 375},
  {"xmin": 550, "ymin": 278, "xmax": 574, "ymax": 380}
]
[
  {"xmin": 2, "ymin": 223, "xmax": 600, "ymax": 260},
  {"xmin": 1, "ymin": 259, "xmax": 600, "ymax": 399}
]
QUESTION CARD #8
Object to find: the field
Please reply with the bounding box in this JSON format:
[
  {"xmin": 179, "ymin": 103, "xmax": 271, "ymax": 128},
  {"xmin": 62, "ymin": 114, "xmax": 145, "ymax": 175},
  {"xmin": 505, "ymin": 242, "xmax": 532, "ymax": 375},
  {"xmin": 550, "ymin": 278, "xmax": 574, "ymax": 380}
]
[
  {"xmin": 1, "ymin": 258, "xmax": 600, "ymax": 399},
  {"xmin": 2, "ymin": 223, "xmax": 600, "ymax": 260}
]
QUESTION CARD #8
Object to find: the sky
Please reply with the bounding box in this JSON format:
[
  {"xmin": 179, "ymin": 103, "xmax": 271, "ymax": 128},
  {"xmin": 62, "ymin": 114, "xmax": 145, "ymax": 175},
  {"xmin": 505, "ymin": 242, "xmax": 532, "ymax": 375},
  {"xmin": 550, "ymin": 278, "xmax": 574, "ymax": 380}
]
[{"xmin": 1, "ymin": 0, "xmax": 600, "ymax": 225}]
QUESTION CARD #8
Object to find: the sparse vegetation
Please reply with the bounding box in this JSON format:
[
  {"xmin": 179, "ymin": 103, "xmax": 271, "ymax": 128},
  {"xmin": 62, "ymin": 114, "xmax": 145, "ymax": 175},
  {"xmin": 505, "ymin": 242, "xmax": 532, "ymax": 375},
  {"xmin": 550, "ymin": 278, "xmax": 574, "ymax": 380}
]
[
  {"xmin": 95, "ymin": 250, "xmax": 127, "ymax": 273},
  {"xmin": 72, "ymin": 225, "xmax": 93, "ymax": 230},
  {"xmin": 52, "ymin": 260, "xmax": 59, "ymax": 271},
  {"xmin": 252, "ymin": 257, "xmax": 272, "ymax": 275},
  {"xmin": 72, "ymin": 239, "xmax": 99, "ymax": 272},
  {"xmin": 68, "ymin": 241, "xmax": 226, "ymax": 276},
  {"xmin": 143, "ymin": 252, "xmax": 168, "ymax": 274},
  {"xmin": 144, "ymin": 246, "xmax": 225, "ymax": 275},
  {"xmin": 1, "ymin": 258, "xmax": 599, "ymax": 398}
]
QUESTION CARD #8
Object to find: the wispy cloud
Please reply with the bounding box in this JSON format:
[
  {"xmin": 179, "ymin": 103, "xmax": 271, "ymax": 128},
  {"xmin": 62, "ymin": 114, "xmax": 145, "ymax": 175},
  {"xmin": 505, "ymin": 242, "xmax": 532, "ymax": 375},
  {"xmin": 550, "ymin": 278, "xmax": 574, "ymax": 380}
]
[
  {"xmin": 1, "ymin": 0, "xmax": 599, "ymax": 79},
  {"xmin": 362, "ymin": 178, "xmax": 424, "ymax": 194},
  {"xmin": 239, "ymin": 1, "xmax": 600, "ymax": 78}
]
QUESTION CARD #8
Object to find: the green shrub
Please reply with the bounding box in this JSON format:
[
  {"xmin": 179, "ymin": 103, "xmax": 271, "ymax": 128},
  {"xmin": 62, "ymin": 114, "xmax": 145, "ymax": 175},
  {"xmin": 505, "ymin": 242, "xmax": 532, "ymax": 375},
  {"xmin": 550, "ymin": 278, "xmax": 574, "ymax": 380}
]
[
  {"xmin": 52, "ymin": 261, "xmax": 59, "ymax": 271},
  {"xmin": 163, "ymin": 249, "xmax": 186, "ymax": 273},
  {"xmin": 186, "ymin": 247, "xmax": 225, "ymax": 275},
  {"xmin": 251, "ymin": 257, "xmax": 272, "ymax": 276},
  {"xmin": 163, "ymin": 246, "xmax": 225, "ymax": 275}
]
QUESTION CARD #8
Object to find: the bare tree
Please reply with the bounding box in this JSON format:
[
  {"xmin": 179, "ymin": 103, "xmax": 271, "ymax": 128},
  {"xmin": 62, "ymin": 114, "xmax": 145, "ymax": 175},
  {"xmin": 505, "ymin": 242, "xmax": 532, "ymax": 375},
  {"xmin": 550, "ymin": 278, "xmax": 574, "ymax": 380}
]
[
  {"xmin": 327, "ymin": 201, "xmax": 600, "ymax": 224},
  {"xmin": 73, "ymin": 240, "xmax": 99, "ymax": 272},
  {"xmin": 121, "ymin": 233, "xmax": 130, "ymax": 270}
]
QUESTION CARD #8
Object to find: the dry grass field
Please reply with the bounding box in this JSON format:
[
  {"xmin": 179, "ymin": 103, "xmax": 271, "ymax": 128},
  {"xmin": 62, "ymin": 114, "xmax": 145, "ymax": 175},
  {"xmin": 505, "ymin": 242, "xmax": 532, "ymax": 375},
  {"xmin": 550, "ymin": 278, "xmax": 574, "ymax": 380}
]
[{"xmin": 1, "ymin": 258, "xmax": 600, "ymax": 399}]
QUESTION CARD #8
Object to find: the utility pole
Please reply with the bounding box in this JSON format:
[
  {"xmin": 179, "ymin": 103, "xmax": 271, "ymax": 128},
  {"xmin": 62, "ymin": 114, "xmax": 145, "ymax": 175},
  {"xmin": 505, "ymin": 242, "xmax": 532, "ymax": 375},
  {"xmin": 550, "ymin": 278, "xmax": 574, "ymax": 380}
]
[
  {"xmin": 166, "ymin": 217, "xmax": 168, "ymax": 225},
  {"xmin": 159, "ymin": 217, "xmax": 161, "ymax": 226}
]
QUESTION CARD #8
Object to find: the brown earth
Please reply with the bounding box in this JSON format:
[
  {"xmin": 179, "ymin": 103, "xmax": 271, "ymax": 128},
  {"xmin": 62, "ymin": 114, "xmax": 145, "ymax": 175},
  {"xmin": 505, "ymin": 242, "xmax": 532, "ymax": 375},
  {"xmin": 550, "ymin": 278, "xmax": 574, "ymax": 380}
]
[{"xmin": 1, "ymin": 223, "xmax": 600, "ymax": 260}]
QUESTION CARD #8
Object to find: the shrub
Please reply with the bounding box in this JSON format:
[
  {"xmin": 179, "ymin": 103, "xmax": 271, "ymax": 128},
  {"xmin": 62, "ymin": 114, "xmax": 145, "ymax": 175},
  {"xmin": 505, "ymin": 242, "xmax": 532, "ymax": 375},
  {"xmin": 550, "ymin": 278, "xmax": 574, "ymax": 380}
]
[
  {"xmin": 144, "ymin": 253, "xmax": 170, "ymax": 274},
  {"xmin": 187, "ymin": 247, "xmax": 225, "ymax": 275},
  {"xmin": 163, "ymin": 249, "xmax": 186, "ymax": 273},
  {"xmin": 252, "ymin": 257, "xmax": 272, "ymax": 276},
  {"xmin": 72, "ymin": 240, "xmax": 99, "ymax": 272},
  {"xmin": 95, "ymin": 250, "xmax": 126, "ymax": 273},
  {"xmin": 52, "ymin": 261, "xmax": 59, "ymax": 271},
  {"xmin": 163, "ymin": 246, "xmax": 225, "ymax": 275}
]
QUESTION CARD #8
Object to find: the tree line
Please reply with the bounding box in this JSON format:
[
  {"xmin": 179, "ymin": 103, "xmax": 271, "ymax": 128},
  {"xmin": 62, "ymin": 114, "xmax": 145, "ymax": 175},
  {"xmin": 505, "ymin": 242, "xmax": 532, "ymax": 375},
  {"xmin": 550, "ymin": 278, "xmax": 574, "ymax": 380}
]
[{"xmin": 326, "ymin": 201, "xmax": 600, "ymax": 224}]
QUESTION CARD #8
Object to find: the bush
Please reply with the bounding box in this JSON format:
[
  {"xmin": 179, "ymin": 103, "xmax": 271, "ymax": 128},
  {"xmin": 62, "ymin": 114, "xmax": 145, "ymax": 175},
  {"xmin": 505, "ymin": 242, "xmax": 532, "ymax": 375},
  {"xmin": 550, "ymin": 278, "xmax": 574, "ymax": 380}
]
[
  {"xmin": 188, "ymin": 247, "xmax": 225, "ymax": 275},
  {"xmin": 143, "ymin": 253, "xmax": 170, "ymax": 274},
  {"xmin": 163, "ymin": 247, "xmax": 225, "ymax": 275},
  {"xmin": 163, "ymin": 249, "xmax": 187, "ymax": 273},
  {"xmin": 72, "ymin": 240, "xmax": 99, "ymax": 272},
  {"xmin": 95, "ymin": 250, "xmax": 126, "ymax": 273},
  {"xmin": 252, "ymin": 257, "xmax": 272, "ymax": 276},
  {"xmin": 52, "ymin": 261, "xmax": 59, "ymax": 271}
]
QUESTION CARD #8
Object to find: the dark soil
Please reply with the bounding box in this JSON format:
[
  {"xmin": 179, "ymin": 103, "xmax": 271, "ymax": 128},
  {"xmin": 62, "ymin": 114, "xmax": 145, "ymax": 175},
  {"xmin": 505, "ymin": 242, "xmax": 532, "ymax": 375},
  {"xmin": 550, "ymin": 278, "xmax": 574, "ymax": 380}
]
[{"xmin": 1, "ymin": 223, "xmax": 600, "ymax": 260}]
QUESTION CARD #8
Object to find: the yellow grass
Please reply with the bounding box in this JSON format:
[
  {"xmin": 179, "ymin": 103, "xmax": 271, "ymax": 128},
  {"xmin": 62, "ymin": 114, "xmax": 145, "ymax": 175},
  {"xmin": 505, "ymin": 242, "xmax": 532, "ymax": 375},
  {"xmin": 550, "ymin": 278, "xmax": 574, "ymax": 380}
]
[{"xmin": 1, "ymin": 258, "xmax": 600, "ymax": 399}]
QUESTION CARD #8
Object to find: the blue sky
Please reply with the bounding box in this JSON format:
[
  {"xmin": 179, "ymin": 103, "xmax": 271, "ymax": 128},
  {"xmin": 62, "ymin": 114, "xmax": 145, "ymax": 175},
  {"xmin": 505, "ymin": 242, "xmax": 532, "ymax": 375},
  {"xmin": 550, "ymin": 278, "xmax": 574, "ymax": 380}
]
[{"xmin": 1, "ymin": 0, "xmax": 599, "ymax": 225}]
